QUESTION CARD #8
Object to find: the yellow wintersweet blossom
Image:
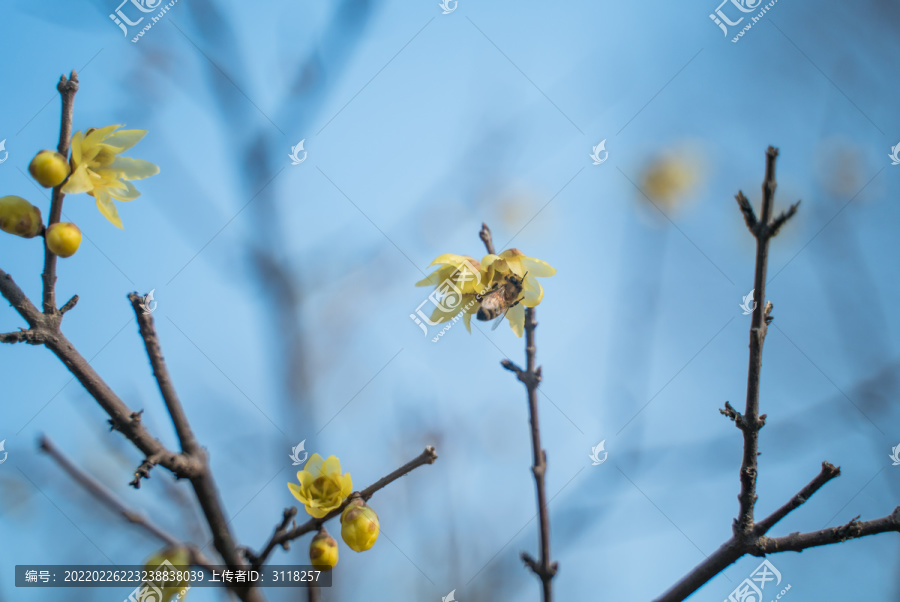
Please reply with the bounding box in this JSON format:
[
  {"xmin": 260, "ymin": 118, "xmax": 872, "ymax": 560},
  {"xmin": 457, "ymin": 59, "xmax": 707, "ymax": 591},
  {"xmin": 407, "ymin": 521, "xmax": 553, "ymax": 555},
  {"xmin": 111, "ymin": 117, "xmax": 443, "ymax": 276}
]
[
  {"xmin": 480, "ymin": 249, "xmax": 555, "ymax": 337},
  {"xmin": 61, "ymin": 124, "xmax": 159, "ymax": 229},
  {"xmin": 415, "ymin": 249, "xmax": 555, "ymax": 337},
  {"xmin": 288, "ymin": 454, "xmax": 353, "ymax": 518},
  {"xmin": 415, "ymin": 254, "xmax": 485, "ymax": 332}
]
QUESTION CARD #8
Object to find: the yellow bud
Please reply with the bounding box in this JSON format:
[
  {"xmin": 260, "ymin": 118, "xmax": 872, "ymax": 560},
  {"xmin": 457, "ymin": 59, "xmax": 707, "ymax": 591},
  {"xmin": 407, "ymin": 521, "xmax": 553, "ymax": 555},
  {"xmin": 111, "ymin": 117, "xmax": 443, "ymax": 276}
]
[
  {"xmin": 143, "ymin": 545, "xmax": 191, "ymax": 602},
  {"xmin": 309, "ymin": 528, "xmax": 339, "ymax": 571},
  {"xmin": 0, "ymin": 195, "xmax": 43, "ymax": 238},
  {"xmin": 28, "ymin": 150, "xmax": 71, "ymax": 188},
  {"xmin": 45, "ymin": 222, "xmax": 82, "ymax": 258},
  {"xmin": 340, "ymin": 498, "xmax": 379, "ymax": 552}
]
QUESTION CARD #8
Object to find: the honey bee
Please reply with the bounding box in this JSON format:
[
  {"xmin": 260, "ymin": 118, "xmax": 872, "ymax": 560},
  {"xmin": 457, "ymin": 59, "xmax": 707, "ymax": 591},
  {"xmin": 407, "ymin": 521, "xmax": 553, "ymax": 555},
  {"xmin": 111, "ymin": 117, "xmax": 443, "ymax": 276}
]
[{"xmin": 476, "ymin": 272, "xmax": 526, "ymax": 329}]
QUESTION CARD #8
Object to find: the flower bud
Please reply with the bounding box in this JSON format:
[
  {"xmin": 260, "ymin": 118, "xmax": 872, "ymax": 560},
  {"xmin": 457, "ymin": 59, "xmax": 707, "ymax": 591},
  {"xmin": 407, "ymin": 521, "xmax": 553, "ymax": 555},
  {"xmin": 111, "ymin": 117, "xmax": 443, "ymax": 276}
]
[
  {"xmin": 143, "ymin": 545, "xmax": 191, "ymax": 602},
  {"xmin": 340, "ymin": 498, "xmax": 379, "ymax": 552},
  {"xmin": 29, "ymin": 150, "xmax": 71, "ymax": 188},
  {"xmin": 0, "ymin": 195, "xmax": 43, "ymax": 238},
  {"xmin": 309, "ymin": 528, "xmax": 339, "ymax": 571},
  {"xmin": 45, "ymin": 222, "xmax": 82, "ymax": 258}
]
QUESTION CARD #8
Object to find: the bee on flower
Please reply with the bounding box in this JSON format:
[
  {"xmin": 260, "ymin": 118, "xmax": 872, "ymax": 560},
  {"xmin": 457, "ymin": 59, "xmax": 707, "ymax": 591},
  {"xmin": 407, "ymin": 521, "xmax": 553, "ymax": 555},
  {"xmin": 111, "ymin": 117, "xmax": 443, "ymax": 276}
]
[{"xmin": 416, "ymin": 248, "xmax": 555, "ymax": 337}]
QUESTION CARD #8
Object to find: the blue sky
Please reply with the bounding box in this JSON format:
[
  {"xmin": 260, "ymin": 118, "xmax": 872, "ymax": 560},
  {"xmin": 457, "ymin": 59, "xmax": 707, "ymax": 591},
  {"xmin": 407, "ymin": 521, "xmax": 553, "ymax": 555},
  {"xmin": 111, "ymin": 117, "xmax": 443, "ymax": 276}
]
[{"xmin": 1, "ymin": 1, "xmax": 899, "ymax": 601}]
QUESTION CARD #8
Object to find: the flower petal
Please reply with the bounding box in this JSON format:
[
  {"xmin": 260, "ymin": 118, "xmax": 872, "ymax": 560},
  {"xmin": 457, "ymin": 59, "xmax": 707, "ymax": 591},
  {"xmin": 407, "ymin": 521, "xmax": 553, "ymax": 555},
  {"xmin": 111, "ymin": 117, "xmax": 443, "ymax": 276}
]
[
  {"xmin": 70, "ymin": 131, "xmax": 84, "ymax": 166},
  {"xmin": 520, "ymin": 256, "xmax": 556, "ymax": 277},
  {"xmin": 94, "ymin": 188, "xmax": 124, "ymax": 229},
  {"xmin": 102, "ymin": 129, "xmax": 147, "ymax": 152},
  {"xmin": 111, "ymin": 156, "xmax": 160, "ymax": 180},
  {"xmin": 304, "ymin": 454, "xmax": 325, "ymax": 475},
  {"xmin": 287, "ymin": 482, "xmax": 308, "ymax": 503},
  {"xmin": 340, "ymin": 473, "xmax": 353, "ymax": 498},
  {"xmin": 521, "ymin": 279, "xmax": 543, "ymax": 307},
  {"xmin": 108, "ymin": 180, "xmax": 141, "ymax": 202},
  {"xmin": 320, "ymin": 455, "xmax": 342, "ymax": 476},
  {"xmin": 506, "ymin": 303, "xmax": 526, "ymax": 337},
  {"xmin": 61, "ymin": 164, "xmax": 93, "ymax": 194}
]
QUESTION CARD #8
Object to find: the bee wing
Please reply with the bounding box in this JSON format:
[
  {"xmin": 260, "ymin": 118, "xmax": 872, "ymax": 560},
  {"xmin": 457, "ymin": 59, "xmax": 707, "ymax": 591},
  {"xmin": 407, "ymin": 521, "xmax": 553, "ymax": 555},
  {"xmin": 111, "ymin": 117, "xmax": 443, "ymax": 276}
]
[{"xmin": 490, "ymin": 311, "xmax": 507, "ymax": 330}]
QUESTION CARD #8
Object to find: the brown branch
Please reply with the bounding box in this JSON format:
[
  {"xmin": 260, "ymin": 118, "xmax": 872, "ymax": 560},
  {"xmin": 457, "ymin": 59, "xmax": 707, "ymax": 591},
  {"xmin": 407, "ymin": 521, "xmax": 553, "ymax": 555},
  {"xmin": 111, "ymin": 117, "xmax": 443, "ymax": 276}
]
[
  {"xmin": 41, "ymin": 71, "xmax": 79, "ymax": 314},
  {"xmin": 657, "ymin": 148, "xmax": 900, "ymax": 601},
  {"xmin": 250, "ymin": 446, "xmax": 438, "ymax": 570},
  {"xmin": 760, "ymin": 508, "xmax": 900, "ymax": 553},
  {"xmin": 38, "ymin": 434, "xmax": 217, "ymax": 573},
  {"xmin": 479, "ymin": 222, "xmax": 496, "ymax": 255},
  {"xmin": 129, "ymin": 292, "xmax": 199, "ymax": 454},
  {"xmin": 481, "ymin": 223, "xmax": 556, "ymax": 601},
  {"xmin": 753, "ymin": 462, "xmax": 840, "ymax": 536}
]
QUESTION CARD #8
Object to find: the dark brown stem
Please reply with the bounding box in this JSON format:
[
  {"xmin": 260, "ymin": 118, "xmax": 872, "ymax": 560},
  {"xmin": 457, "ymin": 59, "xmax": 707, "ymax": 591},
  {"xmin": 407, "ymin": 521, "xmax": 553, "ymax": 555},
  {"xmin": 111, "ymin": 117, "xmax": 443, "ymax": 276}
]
[
  {"xmin": 753, "ymin": 462, "xmax": 840, "ymax": 535},
  {"xmin": 482, "ymin": 222, "xmax": 555, "ymax": 601},
  {"xmin": 251, "ymin": 446, "xmax": 437, "ymax": 569},
  {"xmin": 479, "ymin": 222, "xmax": 496, "ymax": 255},
  {"xmin": 656, "ymin": 148, "xmax": 900, "ymax": 602},
  {"xmin": 41, "ymin": 71, "xmax": 79, "ymax": 314},
  {"xmin": 129, "ymin": 292, "xmax": 199, "ymax": 454}
]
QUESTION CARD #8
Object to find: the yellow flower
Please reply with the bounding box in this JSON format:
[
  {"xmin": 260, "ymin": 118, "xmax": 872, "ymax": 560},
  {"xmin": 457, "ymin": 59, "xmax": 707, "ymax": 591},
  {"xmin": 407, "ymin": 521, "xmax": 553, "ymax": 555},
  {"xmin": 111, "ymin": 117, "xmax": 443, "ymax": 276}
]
[
  {"xmin": 340, "ymin": 498, "xmax": 380, "ymax": 552},
  {"xmin": 288, "ymin": 454, "xmax": 353, "ymax": 518},
  {"xmin": 61, "ymin": 124, "xmax": 159, "ymax": 229},
  {"xmin": 479, "ymin": 248, "xmax": 555, "ymax": 336},
  {"xmin": 415, "ymin": 254, "xmax": 485, "ymax": 331}
]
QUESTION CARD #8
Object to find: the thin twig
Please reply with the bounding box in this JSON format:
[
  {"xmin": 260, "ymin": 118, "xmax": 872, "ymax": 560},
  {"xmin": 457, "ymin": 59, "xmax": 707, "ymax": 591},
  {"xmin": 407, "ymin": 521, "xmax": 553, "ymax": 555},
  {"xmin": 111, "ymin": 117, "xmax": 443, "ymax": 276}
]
[
  {"xmin": 38, "ymin": 434, "xmax": 217, "ymax": 573},
  {"xmin": 479, "ymin": 222, "xmax": 496, "ymax": 255},
  {"xmin": 482, "ymin": 223, "xmax": 555, "ymax": 601},
  {"xmin": 41, "ymin": 71, "xmax": 79, "ymax": 315},
  {"xmin": 129, "ymin": 292, "xmax": 199, "ymax": 454},
  {"xmin": 251, "ymin": 446, "xmax": 438, "ymax": 570},
  {"xmin": 656, "ymin": 148, "xmax": 900, "ymax": 601}
]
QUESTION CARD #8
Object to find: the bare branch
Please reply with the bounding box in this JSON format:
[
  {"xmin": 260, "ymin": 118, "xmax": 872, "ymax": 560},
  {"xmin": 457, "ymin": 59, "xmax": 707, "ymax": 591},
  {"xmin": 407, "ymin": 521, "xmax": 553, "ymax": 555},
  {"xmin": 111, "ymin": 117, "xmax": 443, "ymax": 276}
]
[
  {"xmin": 128, "ymin": 292, "xmax": 199, "ymax": 454},
  {"xmin": 38, "ymin": 434, "xmax": 217, "ymax": 573},
  {"xmin": 735, "ymin": 191, "xmax": 757, "ymax": 232},
  {"xmin": 754, "ymin": 462, "xmax": 840, "ymax": 536},
  {"xmin": 479, "ymin": 222, "xmax": 496, "ymax": 255},
  {"xmin": 658, "ymin": 147, "xmax": 897, "ymax": 601},
  {"xmin": 760, "ymin": 508, "xmax": 900, "ymax": 553}
]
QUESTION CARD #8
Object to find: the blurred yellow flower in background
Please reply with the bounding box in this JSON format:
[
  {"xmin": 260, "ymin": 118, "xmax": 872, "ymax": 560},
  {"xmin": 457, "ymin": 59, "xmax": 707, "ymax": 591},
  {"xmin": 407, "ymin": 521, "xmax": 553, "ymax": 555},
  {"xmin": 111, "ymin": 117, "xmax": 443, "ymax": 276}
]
[
  {"xmin": 61, "ymin": 124, "xmax": 159, "ymax": 229},
  {"xmin": 288, "ymin": 454, "xmax": 353, "ymax": 518}
]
